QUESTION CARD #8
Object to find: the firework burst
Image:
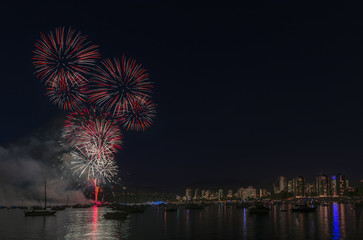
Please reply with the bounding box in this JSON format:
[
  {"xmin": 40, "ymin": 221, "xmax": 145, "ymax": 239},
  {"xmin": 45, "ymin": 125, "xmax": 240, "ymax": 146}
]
[
  {"xmin": 63, "ymin": 108, "xmax": 122, "ymax": 161},
  {"xmin": 33, "ymin": 27, "xmax": 100, "ymax": 86},
  {"xmin": 118, "ymin": 98, "xmax": 157, "ymax": 131},
  {"xmin": 70, "ymin": 147, "xmax": 119, "ymax": 184},
  {"xmin": 45, "ymin": 78, "xmax": 87, "ymax": 111},
  {"xmin": 88, "ymin": 56, "xmax": 153, "ymax": 116}
]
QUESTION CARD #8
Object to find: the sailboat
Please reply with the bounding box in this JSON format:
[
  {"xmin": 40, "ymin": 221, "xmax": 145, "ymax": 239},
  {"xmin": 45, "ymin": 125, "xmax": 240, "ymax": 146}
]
[{"xmin": 24, "ymin": 180, "xmax": 56, "ymax": 216}]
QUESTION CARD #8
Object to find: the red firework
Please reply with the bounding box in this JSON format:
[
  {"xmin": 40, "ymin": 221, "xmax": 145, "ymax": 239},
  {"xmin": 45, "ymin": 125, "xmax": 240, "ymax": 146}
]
[
  {"xmin": 88, "ymin": 56, "xmax": 153, "ymax": 117},
  {"xmin": 63, "ymin": 108, "xmax": 122, "ymax": 161},
  {"xmin": 118, "ymin": 98, "xmax": 157, "ymax": 131},
  {"xmin": 45, "ymin": 78, "xmax": 87, "ymax": 111},
  {"xmin": 33, "ymin": 27, "xmax": 100, "ymax": 86}
]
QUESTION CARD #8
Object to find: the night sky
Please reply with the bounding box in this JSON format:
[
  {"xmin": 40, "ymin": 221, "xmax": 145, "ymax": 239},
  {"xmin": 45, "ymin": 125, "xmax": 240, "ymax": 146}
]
[{"xmin": 1, "ymin": 1, "xmax": 363, "ymax": 192}]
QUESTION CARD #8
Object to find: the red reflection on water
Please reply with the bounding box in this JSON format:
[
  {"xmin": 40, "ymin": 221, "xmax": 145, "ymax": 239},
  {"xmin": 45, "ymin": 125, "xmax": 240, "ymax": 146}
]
[{"xmin": 92, "ymin": 205, "xmax": 98, "ymax": 240}]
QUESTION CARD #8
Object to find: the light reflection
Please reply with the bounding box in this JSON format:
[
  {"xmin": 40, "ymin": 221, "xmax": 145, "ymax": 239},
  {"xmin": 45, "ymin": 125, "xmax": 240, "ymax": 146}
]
[
  {"xmin": 243, "ymin": 208, "xmax": 247, "ymax": 240},
  {"xmin": 186, "ymin": 209, "xmax": 190, "ymax": 235},
  {"xmin": 332, "ymin": 203, "xmax": 342, "ymax": 240},
  {"xmin": 164, "ymin": 211, "xmax": 167, "ymax": 236},
  {"xmin": 91, "ymin": 206, "xmax": 98, "ymax": 240},
  {"xmin": 340, "ymin": 204, "xmax": 346, "ymax": 238},
  {"xmin": 298, "ymin": 214, "xmax": 305, "ymax": 239}
]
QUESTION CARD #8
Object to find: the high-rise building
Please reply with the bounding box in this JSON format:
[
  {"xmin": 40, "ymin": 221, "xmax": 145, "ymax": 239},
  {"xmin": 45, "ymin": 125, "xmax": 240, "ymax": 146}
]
[
  {"xmin": 186, "ymin": 188, "xmax": 192, "ymax": 201},
  {"xmin": 259, "ymin": 189, "xmax": 267, "ymax": 198},
  {"xmin": 193, "ymin": 188, "xmax": 200, "ymax": 200},
  {"xmin": 335, "ymin": 173, "xmax": 346, "ymax": 196},
  {"xmin": 218, "ymin": 189, "xmax": 224, "ymax": 199},
  {"xmin": 305, "ymin": 182, "xmax": 316, "ymax": 196},
  {"xmin": 331, "ymin": 176, "xmax": 338, "ymax": 197},
  {"xmin": 273, "ymin": 184, "xmax": 279, "ymax": 194},
  {"xmin": 242, "ymin": 186, "xmax": 257, "ymax": 200},
  {"xmin": 227, "ymin": 189, "xmax": 233, "ymax": 198},
  {"xmin": 316, "ymin": 175, "xmax": 330, "ymax": 197},
  {"xmin": 293, "ymin": 176, "xmax": 304, "ymax": 198},
  {"xmin": 201, "ymin": 190, "xmax": 206, "ymax": 199},
  {"xmin": 279, "ymin": 176, "xmax": 287, "ymax": 192},
  {"xmin": 206, "ymin": 190, "xmax": 211, "ymax": 199},
  {"xmin": 287, "ymin": 180, "xmax": 293, "ymax": 193},
  {"xmin": 238, "ymin": 188, "xmax": 244, "ymax": 199}
]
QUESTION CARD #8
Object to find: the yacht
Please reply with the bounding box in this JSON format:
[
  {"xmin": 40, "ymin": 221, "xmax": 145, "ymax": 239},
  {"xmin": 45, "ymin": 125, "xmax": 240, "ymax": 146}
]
[
  {"xmin": 248, "ymin": 203, "xmax": 270, "ymax": 214},
  {"xmin": 24, "ymin": 181, "xmax": 56, "ymax": 216},
  {"xmin": 291, "ymin": 203, "xmax": 316, "ymax": 212}
]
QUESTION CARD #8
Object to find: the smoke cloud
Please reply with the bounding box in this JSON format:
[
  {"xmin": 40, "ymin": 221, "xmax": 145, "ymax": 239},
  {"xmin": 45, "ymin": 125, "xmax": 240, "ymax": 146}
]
[{"xmin": 0, "ymin": 122, "xmax": 87, "ymax": 206}]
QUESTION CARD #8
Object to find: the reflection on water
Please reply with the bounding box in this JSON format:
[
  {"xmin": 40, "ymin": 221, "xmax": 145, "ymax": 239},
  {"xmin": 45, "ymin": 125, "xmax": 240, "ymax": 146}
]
[
  {"xmin": 92, "ymin": 206, "xmax": 98, "ymax": 240},
  {"xmin": 126, "ymin": 203, "xmax": 363, "ymax": 240},
  {"xmin": 242, "ymin": 208, "xmax": 247, "ymax": 239},
  {"xmin": 0, "ymin": 203, "xmax": 363, "ymax": 239},
  {"xmin": 332, "ymin": 203, "xmax": 342, "ymax": 240}
]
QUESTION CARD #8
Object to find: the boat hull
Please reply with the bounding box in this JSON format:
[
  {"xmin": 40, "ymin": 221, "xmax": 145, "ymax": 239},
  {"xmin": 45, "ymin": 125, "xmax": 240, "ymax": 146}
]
[{"xmin": 24, "ymin": 210, "xmax": 56, "ymax": 216}]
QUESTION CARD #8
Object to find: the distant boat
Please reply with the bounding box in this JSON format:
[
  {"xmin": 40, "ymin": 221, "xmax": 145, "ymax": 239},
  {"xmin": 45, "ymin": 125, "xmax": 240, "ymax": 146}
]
[
  {"xmin": 31, "ymin": 206, "xmax": 43, "ymax": 210},
  {"xmin": 51, "ymin": 206, "xmax": 66, "ymax": 211},
  {"xmin": 24, "ymin": 180, "xmax": 56, "ymax": 216},
  {"xmin": 18, "ymin": 200, "xmax": 27, "ymax": 209},
  {"xmin": 236, "ymin": 202, "xmax": 251, "ymax": 208},
  {"xmin": 291, "ymin": 203, "xmax": 316, "ymax": 212},
  {"xmin": 24, "ymin": 209, "xmax": 56, "ymax": 216},
  {"xmin": 72, "ymin": 204, "xmax": 92, "ymax": 209},
  {"xmin": 248, "ymin": 203, "xmax": 270, "ymax": 214}
]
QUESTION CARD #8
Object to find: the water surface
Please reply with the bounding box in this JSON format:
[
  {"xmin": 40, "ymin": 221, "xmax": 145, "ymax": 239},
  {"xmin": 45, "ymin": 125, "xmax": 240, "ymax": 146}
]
[{"xmin": 1, "ymin": 203, "xmax": 362, "ymax": 240}]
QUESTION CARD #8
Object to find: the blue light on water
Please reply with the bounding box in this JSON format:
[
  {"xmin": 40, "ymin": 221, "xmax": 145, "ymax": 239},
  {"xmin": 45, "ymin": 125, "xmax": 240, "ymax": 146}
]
[
  {"xmin": 243, "ymin": 208, "xmax": 247, "ymax": 239},
  {"xmin": 332, "ymin": 203, "xmax": 341, "ymax": 240}
]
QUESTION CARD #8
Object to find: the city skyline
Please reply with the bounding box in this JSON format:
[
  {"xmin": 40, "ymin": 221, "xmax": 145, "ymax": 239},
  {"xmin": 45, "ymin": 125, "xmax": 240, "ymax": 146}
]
[{"xmin": 178, "ymin": 173, "xmax": 361, "ymax": 198}]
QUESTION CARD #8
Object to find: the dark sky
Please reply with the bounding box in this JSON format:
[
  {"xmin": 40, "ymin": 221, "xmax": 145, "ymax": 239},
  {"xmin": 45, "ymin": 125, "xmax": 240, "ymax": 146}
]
[{"xmin": 1, "ymin": 1, "xmax": 363, "ymax": 192}]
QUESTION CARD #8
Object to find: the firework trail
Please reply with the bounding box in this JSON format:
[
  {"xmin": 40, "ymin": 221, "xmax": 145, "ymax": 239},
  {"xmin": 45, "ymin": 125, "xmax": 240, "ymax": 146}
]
[
  {"xmin": 119, "ymin": 98, "xmax": 157, "ymax": 131},
  {"xmin": 94, "ymin": 179, "xmax": 100, "ymax": 203},
  {"xmin": 33, "ymin": 27, "xmax": 100, "ymax": 86},
  {"xmin": 88, "ymin": 56, "xmax": 153, "ymax": 117},
  {"xmin": 68, "ymin": 147, "xmax": 119, "ymax": 202}
]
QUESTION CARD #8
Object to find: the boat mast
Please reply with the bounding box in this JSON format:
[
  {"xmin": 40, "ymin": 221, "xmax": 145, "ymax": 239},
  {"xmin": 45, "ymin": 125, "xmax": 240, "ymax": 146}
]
[{"xmin": 44, "ymin": 180, "xmax": 47, "ymax": 209}]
